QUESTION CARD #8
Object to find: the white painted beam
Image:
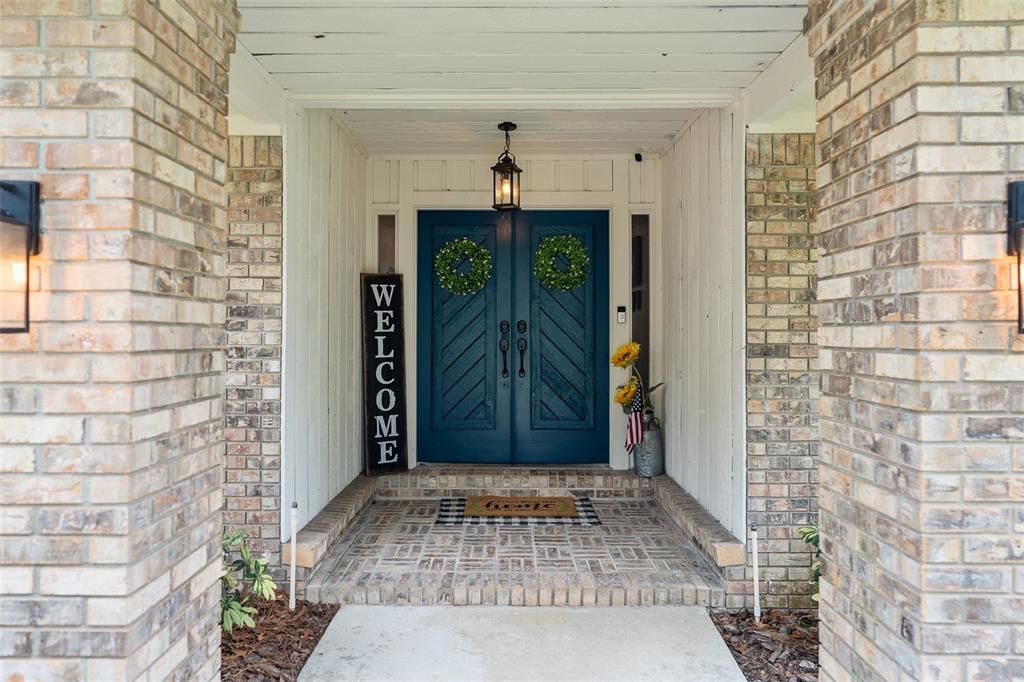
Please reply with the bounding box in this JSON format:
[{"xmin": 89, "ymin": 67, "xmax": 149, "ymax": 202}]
[
  {"xmin": 241, "ymin": 31, "xmax": 798, "ymax": 56},
  {"xmin": 289, "ymin": 90, "xmax": 740, "ymax": 109},
  {"xmin": 747, "ymin": 78, "xmax": 815, "ymax": 133},
  {"xmin": 258, "ymin": 52, "xmax": 778, "ymax": 74},
  {"xmin": 229, "ymin": 43, "xmax": 288, "ymax": 134},
  {"xmin": 241, "ymin": 6, "xmax": 808, "ymax": 34},
  {"xmin": 275, "ymin": 71, "xmax": 758, "ymax": 91},
  {"xmin": 340, "ymin": 109, "xmax": 697, "ymax": 122},
  {"xmin": 743, "ymin": 35, "xmax": 815, "ymax": 131},
  {"xmin": 241, "ymin": 0, "xmax": 805, "ymax": 7}
]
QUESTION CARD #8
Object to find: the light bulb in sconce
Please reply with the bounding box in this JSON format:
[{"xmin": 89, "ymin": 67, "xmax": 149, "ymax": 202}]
[
  {"xmin": 10, "ymin": 261, "xmax": 27, "ymax": 285},
  {"xmin": 501, "ymin": 179, "xmax": 511, "ymax": 199},
  {"xmin": 1009, "ymin": 181, "xmax": 1024, "ymax": 335},
  {"xmin": 0, "ymin": 180, "xmax": 41, "ymax": 333}
]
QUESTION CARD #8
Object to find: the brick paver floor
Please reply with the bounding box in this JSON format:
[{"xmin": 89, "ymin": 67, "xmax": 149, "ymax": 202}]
[{"xmin": 305, "ymin": 499, "xmax": 724, "ymax": 606}]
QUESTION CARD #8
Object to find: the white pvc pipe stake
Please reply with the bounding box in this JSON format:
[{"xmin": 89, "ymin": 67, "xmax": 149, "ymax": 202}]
[
  {"xmin": 289, "ymin": 501, "xmax": 298, "ymax": 611},
  {"xmin": 751, "ymin": 524, "xmax": 761, "ymax": 623}
]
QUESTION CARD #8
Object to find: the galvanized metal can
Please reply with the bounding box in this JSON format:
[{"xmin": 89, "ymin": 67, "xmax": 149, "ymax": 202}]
[{"xmin": 633, "ymin": 413, "xmax": 664, "ymax": 477}]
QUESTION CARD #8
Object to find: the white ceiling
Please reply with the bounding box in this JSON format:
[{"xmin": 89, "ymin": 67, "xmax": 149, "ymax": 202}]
[
  {"xmin": 332, "ymin": 108, "xmax": 701, "ymax": 155},
  {"xmin": 237, "ymin": 1, "xmax": 806, "ymax": 108},
  {"xmin": 234, "ymin": 1, "xmax": 808, "ymax": 153}
]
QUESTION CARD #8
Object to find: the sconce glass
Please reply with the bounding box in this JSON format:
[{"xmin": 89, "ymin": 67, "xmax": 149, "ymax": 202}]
[
  {"xmin": 1009, "ymin": 181, "xmax": 1024, "ymax": 335},
  {"xmin": 491, "ymin": 122, "xmax": 522, "ymax": 211},
  {"xmin": 1, "ymin": 181, "xmax": 41, "ymax": 333}
]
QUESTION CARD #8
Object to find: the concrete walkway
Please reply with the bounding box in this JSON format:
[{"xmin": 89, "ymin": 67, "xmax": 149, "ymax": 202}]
[{"xmin": 299, "ymin": 606, "xmax": 744, "ymax": 682}]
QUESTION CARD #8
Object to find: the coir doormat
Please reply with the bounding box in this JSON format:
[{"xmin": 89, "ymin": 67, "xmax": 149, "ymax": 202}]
[
  {"xmin": 436, "ymin": 496, "xmax": 601, "ymax": 526},
  {"xmin": 468, "ymin": 495, "xmax": 576, "ymax": 517}
]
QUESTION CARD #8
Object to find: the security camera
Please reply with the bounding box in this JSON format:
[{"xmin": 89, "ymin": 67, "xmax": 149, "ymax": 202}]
[{"xmin": 634, "ymin": 152, "xmax": 643, "ymax": 162}]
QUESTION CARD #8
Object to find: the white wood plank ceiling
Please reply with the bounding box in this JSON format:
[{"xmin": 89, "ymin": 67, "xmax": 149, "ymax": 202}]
[
  {"xmin": 332, "ymin": 108, "xmax": 701, "ymax": 154},
  {"xmin": 237, "ymin": 0, "xmax": 805, "ymax": 153}
]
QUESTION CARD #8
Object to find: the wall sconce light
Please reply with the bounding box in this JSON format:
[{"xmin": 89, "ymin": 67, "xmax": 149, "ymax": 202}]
[
  {"xmin": 1009, "ymin": 181, "xmax": 1024, "ymax": 334},
  {"xmin": 1, "ymin": 181, "xmax": 42, "ymax": 334},
  {"xmin": 491, "ymin": 122, "xmax": 522, "ymax": 211}
]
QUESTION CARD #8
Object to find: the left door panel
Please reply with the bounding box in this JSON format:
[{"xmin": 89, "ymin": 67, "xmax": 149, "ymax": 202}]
[{"xmin": 417, "ymin": 211, "xmax": 512, "ymax": 462}]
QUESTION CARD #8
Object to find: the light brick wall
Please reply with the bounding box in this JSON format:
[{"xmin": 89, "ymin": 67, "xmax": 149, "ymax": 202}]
[
  {"xmin": 0, "ymin": 1, "xmax": 238, "ymax": 679},
  {"xmin": 807, "ymin": 1, "xmax": 1024, "ymax": 679},
  {"xmin": 224, "ymin": 135, "xmax": 284, "ymax": 577},
  {"xmin": 736, "ymin": 133, "xmax": 820, "ymax": 609}
]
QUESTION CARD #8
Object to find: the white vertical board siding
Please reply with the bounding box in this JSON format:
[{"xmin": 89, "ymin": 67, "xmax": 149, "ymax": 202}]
[
  {"xmin": 659, "ymin": 107, "xmax": 746, "ymax": 539},
  {"xmin": 282, "ymin": 107, "xmax": 368, "ymax": 538}
]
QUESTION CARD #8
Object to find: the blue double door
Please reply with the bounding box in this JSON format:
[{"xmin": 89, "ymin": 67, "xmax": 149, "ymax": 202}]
[{"xmin": 417, "ymin": 210, "xmax": 609, "ymax": 464}]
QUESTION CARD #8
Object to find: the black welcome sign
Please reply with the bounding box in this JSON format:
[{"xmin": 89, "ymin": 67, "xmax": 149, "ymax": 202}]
[{"xmin": 361, "ymin": 273, "xmax": 408, "ymax": 475}]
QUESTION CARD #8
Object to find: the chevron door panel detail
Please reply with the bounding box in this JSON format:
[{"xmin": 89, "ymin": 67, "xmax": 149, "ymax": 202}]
[
  {"xmin": 431, "ymin": 230, "xmax": 496, "ymax": 430},
  {"xmin": 531, "ymin": 246, "xmax": 594, "ymax": 430},
  {"xmin": 512, "ymin": 211, "xmax": 609, "ymax": 464}
]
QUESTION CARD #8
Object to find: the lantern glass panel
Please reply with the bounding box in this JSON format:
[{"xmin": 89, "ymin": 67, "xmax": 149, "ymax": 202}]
[
  {"xmin": 493, "ymin": 169, "xmax": 504, "ymax": 206},
  {"xmin": 499, "ymin": 170, "xmax": 511, "ymax": 205},
  {"xmin": 491, "ymin": 160, "xmax": 521, "ymax": 210},
  {"xmin": 0, "ymin": 217, "xmax": 29, "ymax": 332}
]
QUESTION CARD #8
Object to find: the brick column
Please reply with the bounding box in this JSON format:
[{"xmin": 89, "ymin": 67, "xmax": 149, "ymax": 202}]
[
  {"xmin": 0, "ymin": 1, "xmax": 238, "ymax": 679},
  {"xmin": 807, "ymin": 1, "xmax": 1023, "ymax": 679},
  {"xmin": 225, "ymin": 135, "xmax": 284, "ymax": 577},
  {"xmin": 743, "ymin": 133, "xmax": 820, "ymax": 609}
]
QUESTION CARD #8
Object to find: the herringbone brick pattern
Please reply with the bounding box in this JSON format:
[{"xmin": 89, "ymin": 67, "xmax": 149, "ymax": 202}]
[{"xmin": 306, "ymin": 500, "xmax": 723, "ymax": 607}]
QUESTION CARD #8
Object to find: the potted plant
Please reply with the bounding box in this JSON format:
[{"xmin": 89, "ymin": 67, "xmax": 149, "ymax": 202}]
[{"xmin": 611, "ymin": 342, "xmax": 664, "ymax": 477}]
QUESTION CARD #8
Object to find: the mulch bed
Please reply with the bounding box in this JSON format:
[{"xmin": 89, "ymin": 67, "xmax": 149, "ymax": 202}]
[
  {"xmin": 711, "ymin": 609, "xmax": 819, "ymax": 682},
  {"xmin": 222, "ymin": 595, "xmax": 339, "ymax": 681}
]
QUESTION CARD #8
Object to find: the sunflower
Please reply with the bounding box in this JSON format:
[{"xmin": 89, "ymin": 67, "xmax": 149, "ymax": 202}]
[
  {"xmin": 613, "ymin": 378, "xmax": 639, "ymax": 406},
  {"xmin": 610, "ymin": 342, "xmax": 641, "ymax": 368}
]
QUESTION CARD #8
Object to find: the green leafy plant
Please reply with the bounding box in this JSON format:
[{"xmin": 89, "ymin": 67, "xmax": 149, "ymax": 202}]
[
  {"xmin": 221, "ymin": 529, "xmax": 278, "ymax": 632},
  {"xmin": 797, "ymin": 524, "xmax": 821, "ymax": 603}
]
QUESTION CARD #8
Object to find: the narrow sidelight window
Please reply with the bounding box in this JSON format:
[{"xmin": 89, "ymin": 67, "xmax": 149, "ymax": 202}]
[
  {"xmin": 630, "ymin": 214, "xmax": 650, "ymax": 382},
  {"xmin": 377, "ymin": 214, "xmax": 396, "ymax": 273}
]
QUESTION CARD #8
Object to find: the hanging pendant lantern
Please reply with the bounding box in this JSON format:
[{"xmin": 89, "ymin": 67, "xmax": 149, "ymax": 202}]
[{"xmin": 491, "ymin": 122, "xmax": 522, "ymax": 211}]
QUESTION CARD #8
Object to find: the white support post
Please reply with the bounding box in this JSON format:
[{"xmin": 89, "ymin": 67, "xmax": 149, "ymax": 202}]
[
  {"xmin": 751, "ymin": 524, "xmax": 761, "ymax": 623},
  {"xmin": 289, "ymin": 501, "xmax": 298, "ymax": 610}
]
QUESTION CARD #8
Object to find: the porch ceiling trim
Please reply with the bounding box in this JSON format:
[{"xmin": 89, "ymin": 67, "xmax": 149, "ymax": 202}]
[
  {"xmin": 288, "ymin": 90, "xmax": 739, "ymax": 109},
  {"xmin": 239, "ymin": 5, "xmax": 807, "ymax": 33},
  {"xmin": 239, "ymin": 0, "xmax": 806, "ymax": 6}
]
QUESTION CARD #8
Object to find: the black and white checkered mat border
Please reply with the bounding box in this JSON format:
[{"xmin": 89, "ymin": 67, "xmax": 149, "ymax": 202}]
[{"xmin": 435, "ymin": 496, "xmax": 602, "ymax": 526}]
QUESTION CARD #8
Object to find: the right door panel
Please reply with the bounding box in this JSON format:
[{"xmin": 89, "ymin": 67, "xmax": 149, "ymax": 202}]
[{"xmin": 511, "ymin": 210, "xmax": 609, "ymax": 463}]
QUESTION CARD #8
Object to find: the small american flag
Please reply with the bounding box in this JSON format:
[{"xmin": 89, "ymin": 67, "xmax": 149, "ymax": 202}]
[{"xmin": 625, "ymin": 381, "xmax": 645, "ymax": 455}]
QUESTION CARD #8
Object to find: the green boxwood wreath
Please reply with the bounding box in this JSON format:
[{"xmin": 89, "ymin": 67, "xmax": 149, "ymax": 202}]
[
  {"xmin": 534, "ymin": 234, "xmax": 590, "ymax": 291},
  {"xmin": 434, "ymin": 237, "xmax": 492, "ymax": 295}
]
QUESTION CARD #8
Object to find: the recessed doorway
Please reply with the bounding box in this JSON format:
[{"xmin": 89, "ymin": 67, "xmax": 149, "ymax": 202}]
[{"xmin": 416, "ymin": 210, "xmax": 610, "ymax": 464}]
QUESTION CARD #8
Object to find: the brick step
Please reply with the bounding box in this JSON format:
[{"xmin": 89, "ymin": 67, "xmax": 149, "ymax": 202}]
[
  {"xmin": 374, "ymin": 465, "xmax": 654, "ymax": 499},
  {"xmin": 307, "ymin": 573, "xmax": 723, "ymax": 608}
]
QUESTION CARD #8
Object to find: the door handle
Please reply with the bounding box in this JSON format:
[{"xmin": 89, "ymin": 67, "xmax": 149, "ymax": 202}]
[
  {"xmin": 499, "ymin": 320, "xmax": 510, "ymax": 378},
  {"xmin": 515, "ymin": 320, "xmax": 527, "ymax": 378}
]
